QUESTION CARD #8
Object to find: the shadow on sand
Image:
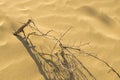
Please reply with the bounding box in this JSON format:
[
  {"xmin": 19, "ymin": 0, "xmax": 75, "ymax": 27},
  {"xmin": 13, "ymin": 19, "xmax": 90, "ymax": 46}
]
[{"xmin": 13, "ymin": 19, "xmax": 120, "ymax": 80}]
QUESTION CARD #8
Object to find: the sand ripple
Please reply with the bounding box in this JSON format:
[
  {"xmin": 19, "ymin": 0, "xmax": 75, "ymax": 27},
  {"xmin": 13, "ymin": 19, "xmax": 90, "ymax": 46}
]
[{"xmin": 0, "ymin": 0, "xmax": 120, "ymax": 80}]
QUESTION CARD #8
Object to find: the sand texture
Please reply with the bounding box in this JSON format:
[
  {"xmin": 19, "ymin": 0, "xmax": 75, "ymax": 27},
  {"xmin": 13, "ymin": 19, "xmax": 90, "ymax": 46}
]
[{"xmin": 0, "ymin": 0, "xmax": 120, "ymax": 80}]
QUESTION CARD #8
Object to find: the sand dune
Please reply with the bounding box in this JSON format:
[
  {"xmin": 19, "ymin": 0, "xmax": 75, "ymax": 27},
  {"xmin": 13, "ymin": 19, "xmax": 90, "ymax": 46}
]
[{"xmin": 0, "ymin": 0, "xmax": 120, "ymax": 80}]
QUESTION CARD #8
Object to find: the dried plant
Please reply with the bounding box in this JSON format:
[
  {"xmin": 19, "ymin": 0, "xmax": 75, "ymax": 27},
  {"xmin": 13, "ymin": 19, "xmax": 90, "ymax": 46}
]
[{"xmin": 13, "ymin": 19, "xmax": 120, "ymax": 80}]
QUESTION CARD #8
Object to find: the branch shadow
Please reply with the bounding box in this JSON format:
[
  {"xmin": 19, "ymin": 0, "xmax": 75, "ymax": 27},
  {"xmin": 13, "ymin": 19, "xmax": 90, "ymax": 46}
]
[
  {"xmin": 15, "ymin": 35, "xmax": 49, "ymax": 80},
  {"xmin": 13, "ymin": 19, "xmax": 120, "ymax": 80},
  {"xmin": 14, "ymin": 34, "xmax": 78, "ymax": 80},
  {"xmin": 14, "ymin": 33, "xmax": 90, "ymax": 80}
]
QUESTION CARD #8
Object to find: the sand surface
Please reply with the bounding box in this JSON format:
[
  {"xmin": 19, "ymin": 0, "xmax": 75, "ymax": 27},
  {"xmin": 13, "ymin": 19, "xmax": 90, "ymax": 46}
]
[{"xmin": 0, "ymin": 0, "xmax": 120, "ymax": 80}]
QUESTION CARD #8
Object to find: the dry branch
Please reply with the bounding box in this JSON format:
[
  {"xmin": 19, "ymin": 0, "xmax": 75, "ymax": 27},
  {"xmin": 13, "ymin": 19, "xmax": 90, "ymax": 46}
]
[{"xmin": 14, "ymin": 19, "xmax": 120, "ymax": 80}]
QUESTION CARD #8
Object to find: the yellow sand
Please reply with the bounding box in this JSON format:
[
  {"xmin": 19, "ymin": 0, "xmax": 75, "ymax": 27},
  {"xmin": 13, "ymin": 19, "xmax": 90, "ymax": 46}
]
[{"xmin": 0, "ymin": 0, "xmax": 120, "ymax": 80}]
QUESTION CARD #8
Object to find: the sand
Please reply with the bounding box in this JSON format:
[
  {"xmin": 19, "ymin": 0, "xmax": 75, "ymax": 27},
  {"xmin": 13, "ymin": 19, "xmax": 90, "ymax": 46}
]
[{"xmin": 0, "ymin": 0, "xmax": 120, "ymax": 80}]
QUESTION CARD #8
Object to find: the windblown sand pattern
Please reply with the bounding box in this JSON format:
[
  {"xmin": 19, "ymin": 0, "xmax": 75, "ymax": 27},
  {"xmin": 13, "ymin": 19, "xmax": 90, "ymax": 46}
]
[{"xmin": 0, "ymin": 0, "xmax": 120, "ymax": 80}]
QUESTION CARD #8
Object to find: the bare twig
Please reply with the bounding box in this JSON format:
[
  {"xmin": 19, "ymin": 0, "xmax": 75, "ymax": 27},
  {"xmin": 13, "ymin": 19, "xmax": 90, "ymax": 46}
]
[
  {"xmin": 14, "ymin": 19, "xmax": 32, "ymax": 35},
  {"xmin": 62, "ymin": 45, "xmax": 120, "ymax": 78},
  {"xmin": 81, "ymin": 52, "xmax": 120, "ymax": 78},
  {"xmin": 14, "ymin": 19, "xmax": 120, "ymax": 80},
  {"xmin": 51, "ymin": 27, "xmax": 72, "ymax": 54}
]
